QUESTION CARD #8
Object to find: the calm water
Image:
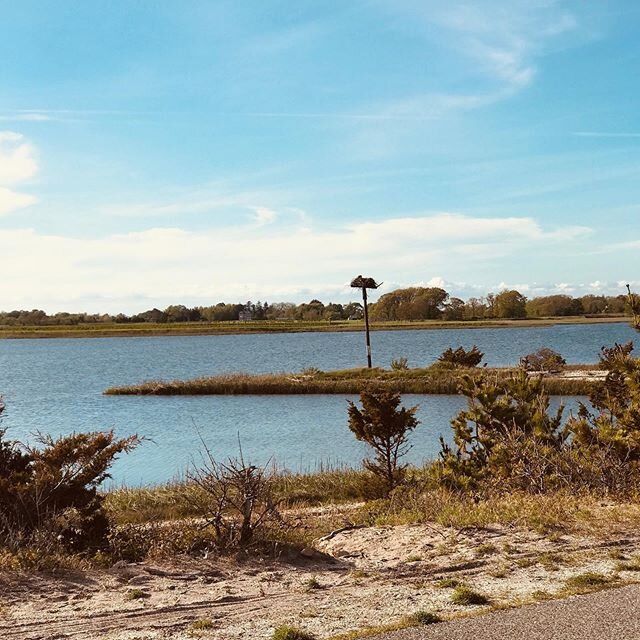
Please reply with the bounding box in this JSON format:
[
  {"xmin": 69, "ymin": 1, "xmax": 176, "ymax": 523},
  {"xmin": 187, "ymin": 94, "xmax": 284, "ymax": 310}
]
[{"xmin": 0, "ymin": 322, "xmax": 635, "ymax": 485}]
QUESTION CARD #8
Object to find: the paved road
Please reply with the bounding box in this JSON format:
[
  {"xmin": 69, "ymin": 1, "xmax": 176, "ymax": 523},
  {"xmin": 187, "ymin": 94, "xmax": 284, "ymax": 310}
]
[{"xmin": 377, "ymin": 585, "xmax": 640, "ymax": 640}]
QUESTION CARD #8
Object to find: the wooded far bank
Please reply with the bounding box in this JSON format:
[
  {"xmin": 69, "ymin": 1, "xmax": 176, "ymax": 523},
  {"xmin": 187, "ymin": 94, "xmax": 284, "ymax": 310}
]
[{"xmin": 1, "ymin": 286, "xmax": 637, "ymax": 329}]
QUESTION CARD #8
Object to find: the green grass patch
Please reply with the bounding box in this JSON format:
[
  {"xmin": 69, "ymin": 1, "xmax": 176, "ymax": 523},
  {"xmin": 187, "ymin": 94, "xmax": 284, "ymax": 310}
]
[{"xmin": 450, "ymin": 585, "xmax": 489, "ymax": 606}]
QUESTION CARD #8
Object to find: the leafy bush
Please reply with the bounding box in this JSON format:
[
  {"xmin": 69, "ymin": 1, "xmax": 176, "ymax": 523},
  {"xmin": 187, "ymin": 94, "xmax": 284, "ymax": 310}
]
[
  {"xmin": 437, "ymin": 346, "xmax": 484, "ymax": 368},
  {"xmin": 520, "ymin": 348, "xmax": 566, "ymax": 373},
  {"xmin": 0, "ymin": 402, "xmax": 138, "ymax": 551},
  {"xmin": 347, "ymin": 391, "xmax": 419, "ymax": 492}
]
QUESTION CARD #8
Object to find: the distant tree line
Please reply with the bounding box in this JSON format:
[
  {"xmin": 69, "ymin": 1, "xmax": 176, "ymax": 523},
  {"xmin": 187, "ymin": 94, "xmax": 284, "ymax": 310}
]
[{"xmin": 0, "ymin": 288, "xmax": 633, "ymax": 326}]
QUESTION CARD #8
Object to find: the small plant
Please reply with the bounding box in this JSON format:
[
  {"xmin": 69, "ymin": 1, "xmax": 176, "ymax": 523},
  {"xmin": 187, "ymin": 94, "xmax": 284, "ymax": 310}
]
[
  {"xmin": 304, "ymin": 575, "xmax": 321, "ymax": 591},
  {"xmin": 272, "ymin": 625, "xmax": 317, "ymax": 640},
  {"xmin": 402, "ymin": 610, "xmax": 441, "ymax": 626},
  {"xmin": 301, "ymin": 367, "xmax": 321, "ymax": 376},
  {"xmin": 437, "ymin": 577, "xmax": 462, "ymax": 589},
  {"xmin": 125, "ymin": 588, "xmax": 150, "ymax": 600},
  {"xmin": 437, "ymin": 345, "xmax": 484, "ymax": 368},
  {"xmin": 450, "ymin": 585, "xmax": 489, "ymax": 606},
  {"xmin": 475, "ymin": 543, "xmax": 497, "ymax": 557},
  {"xmin": 391, "ymin": 357, "xmax": 409, "ymax": 371},
  {"xmin": 564, "ymin": 572, "xmax": 611, "ymax": 593},
  {"xmin": 347, "ymin": 391, "xmax": 420, "ymax": 492},
  {"xmin": 191, "ymin": 618, "xmax": 215, "ymax": 630},
  {"xmin": 520, "ymin": 348, "xmax": 566, "ymax": 373}
]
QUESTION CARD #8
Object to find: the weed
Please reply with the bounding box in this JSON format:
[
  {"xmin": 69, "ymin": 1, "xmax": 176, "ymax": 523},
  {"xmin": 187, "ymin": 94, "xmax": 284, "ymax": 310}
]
[
  {"xmin": 437, "ymin": 577, "xmax": 462, "ymax": 589},
  {"xmin": 450, "ymin": 585, "xmax": 489, "ymax": 606},
  {"xmin": 272, "ymin": 625, "xmax": 317, "ymax": 640},
  {"xmin": 191, "ymin": 618, "xmax": 215, "ymax": 630},
  {"xmin": 125, "ymin": 588, "xmax": 150, "ymax": 601},
  {"xmin": 304, "ymin": 576, "xmax": 322, "ymax": 591},
  {"xmin": 475, "ymin": 543, "xmax": 497, "ymax": 557},
  {"xmin": 401, "ymin": 610, "xmax": 441, "ymax": 626},
  {"xmin": 563, "ymin": 572, "xmax": 612, "ymax": 594}
]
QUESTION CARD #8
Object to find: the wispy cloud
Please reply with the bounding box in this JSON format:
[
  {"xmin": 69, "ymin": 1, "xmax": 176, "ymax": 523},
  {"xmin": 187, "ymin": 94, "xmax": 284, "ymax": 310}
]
[
  {"xmin": 0, "ymin": 131, "xmax": 38, "ymax": 216},
  {"xmin": 573, "ymin": 131, "xmax": 640, "ymax": 138},
  {"xmin": 0, "ymin": 112, "xmax": 52, "ymax": 122}
]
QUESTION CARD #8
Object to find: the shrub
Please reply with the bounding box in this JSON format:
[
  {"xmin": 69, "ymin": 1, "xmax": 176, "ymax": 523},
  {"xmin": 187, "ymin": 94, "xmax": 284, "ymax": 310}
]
[
  {"xmin": 189, "ymin": 445, "xmax": 285, "ymax": 549},
  {"xmin": 347, "ymin": 391, "xmax": 420, "ymax": 492},
  {"xmin": 599, "ymin": 341, "xmax": 634, "ymax": 369},
  {"xmin": 437, "ymin": 371, "xmax": 566, "ymax": 492},
  {"xmin": 520, "ymin": 348, "xmax": 566, "ymax": 373},
  {"xmin": 437, "ymin": 346, "xmax": 483, "ymax": 368},
  {"xmin": 568, "ymin": 344, "xmax": 640, "ymax": 464},
  {"xmin": 0, "ymin": 402, "xmax": 139, "ymax": 552},
  {"xmin": 390, "ymin": 357, "xmax": 409, "ymax": 371}
]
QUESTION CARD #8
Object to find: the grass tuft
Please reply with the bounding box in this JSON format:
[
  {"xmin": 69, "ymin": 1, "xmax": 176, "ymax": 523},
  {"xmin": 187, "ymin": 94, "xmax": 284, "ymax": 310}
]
[
  {"xmin": 450, "ymin": 585, "xmax": 489, "ymax": 606},
  {"xmin": 272, "ymin": 625, "xmax": 317, "ymax": 640}
]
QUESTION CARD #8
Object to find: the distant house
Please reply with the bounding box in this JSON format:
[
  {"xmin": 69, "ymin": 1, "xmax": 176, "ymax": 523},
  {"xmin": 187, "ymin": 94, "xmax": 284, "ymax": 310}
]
[{"xmin": 238, "ymin": 309, "xmax": 253, "ymax": 321}]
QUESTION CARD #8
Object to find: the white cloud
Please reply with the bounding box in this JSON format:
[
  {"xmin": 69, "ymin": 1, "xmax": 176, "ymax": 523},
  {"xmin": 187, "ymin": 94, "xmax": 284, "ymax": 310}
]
[
  {"xmin": 251, "ymin": 206, "xmax": 277, "ymax": 226},
  {"xmin": 0, "ymin": 131, "xmax": 38, "ymax": 216},
  {"xmin": 0, "ymin": 213, "xmax": 593, "ymax": 312},
  {"xmin": 0, "ymin": 112, "xmax": 52, "ymax": 122},
  {"xmin": 0, "ymin": 187, "xmax": 37, "ymax": 216}
]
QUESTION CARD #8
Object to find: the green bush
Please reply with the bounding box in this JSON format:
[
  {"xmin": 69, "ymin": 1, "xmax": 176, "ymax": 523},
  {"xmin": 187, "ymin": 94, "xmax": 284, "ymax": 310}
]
[
  {"xmin": 437, "ymin": 346, "xmax": 484, "ymax": 368},
  {"xmin": 437, "ymin": 370, "xmax": 566, "ymax": 491},
  {"xmin": 0, "ymin": 403, "xmax": 139, "ymax": 551},
  {"xmin": 520, "ymin": 348, "xmax": 566, "ymax": 373},
  {"xmin": 391, "ymin": 357, "xmax": 409, "ymax": 370}
]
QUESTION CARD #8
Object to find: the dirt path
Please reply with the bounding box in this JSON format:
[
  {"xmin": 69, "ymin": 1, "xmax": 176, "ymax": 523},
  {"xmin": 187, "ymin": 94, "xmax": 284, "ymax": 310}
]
[{"xmin": 1, "ymin": 524, "xmax": 640, "ymax": 639}]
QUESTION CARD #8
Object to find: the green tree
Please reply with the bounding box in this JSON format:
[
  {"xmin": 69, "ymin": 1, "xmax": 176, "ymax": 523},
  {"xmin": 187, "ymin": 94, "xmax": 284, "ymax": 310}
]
[
  {"xmin": 372, "ymin": 287, "xmax": 449, "ymax": 321},
  {"xmin": 568, "ymin": 343, "xmax": 640, "ymax": 461},
  {"xmin": 347, "ymin": 391, "xmax": 419, "ymax": 491},
  {"xmin": 438, "ymin": 371, "xmax": 565, "ymax": 490},
  {"xmin": 494, "ymin": 290, "xmax": 527, "ymax": 318}
]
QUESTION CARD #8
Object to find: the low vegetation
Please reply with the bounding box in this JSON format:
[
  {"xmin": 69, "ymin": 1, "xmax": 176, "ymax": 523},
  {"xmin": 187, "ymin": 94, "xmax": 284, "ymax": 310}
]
[
  {"xmin": 104, "ymin": 363, "xmax": 597, "ymax": 396},
  {"xmin": 437, "ymin": 345, "xmax": 484, "ymax": 367}
]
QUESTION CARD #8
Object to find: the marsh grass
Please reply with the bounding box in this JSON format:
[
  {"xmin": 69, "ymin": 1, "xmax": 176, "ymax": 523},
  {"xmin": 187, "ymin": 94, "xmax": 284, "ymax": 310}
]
[{"xmin": 104, "ymin": 366, "xmax": 594, "ymax": 396}]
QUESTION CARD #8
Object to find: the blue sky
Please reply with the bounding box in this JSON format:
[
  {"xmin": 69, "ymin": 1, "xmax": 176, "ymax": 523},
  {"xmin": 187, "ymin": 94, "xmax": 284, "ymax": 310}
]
[{"xmin": 1, "ymin": 0, "xmax": 639, "ymax": 312}]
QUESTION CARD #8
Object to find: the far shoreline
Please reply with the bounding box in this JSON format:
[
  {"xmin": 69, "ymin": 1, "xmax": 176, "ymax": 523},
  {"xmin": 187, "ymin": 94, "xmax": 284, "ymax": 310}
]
[{"xmin": 0, "ymin": 314, "xmax": 631, "ymax": 340}]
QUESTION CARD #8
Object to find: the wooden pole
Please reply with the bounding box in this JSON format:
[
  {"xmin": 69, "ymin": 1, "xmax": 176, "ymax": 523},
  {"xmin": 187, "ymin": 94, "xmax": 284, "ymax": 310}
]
[{"xmin": 362, "ymin": 286, "xmax": 372, "ymax": 368}]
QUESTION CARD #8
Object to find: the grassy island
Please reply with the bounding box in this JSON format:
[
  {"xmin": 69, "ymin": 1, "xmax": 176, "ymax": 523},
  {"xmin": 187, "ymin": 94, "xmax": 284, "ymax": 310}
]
[{"xmin": 104, "ymin": 364, "xmax": 605, "ymax": 396}]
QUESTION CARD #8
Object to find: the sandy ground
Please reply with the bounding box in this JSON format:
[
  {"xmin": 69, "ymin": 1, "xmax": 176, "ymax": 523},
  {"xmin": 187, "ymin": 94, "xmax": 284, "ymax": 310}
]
[{"xmin": 1, "ymin": 515, "xmax": 639, "ymax": 640}]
